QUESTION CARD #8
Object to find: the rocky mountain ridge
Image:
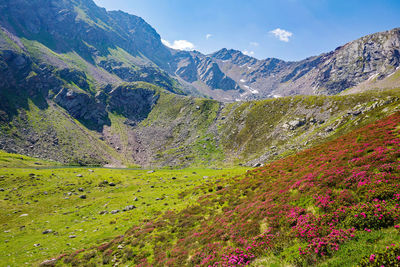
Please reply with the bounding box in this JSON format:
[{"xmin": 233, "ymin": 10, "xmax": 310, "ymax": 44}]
[
  {"xmin": 1, "ymin": 0, "xmax": 399, "ymax": 102},
  {"xmin": 203, "ymin": 28, "xmax": 400, "ymax": 100}
]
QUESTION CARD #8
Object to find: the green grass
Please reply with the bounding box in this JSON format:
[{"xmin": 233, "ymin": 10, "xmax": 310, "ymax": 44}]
[
  {"xmin": 0, "ymin": 150, "xmax": 56, "ymax": 168},
  {"xmin": 321, "ymin": 228, "xmax": 400, "ymax": 267},
  {"xmin": 0, "ymin": 152, "xmax": 248, "ymax": 266}
]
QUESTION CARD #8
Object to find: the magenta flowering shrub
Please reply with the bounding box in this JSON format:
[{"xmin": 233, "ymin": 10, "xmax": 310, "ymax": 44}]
[
  {"xmin": 342, "ymin": 201, "xmax": 397, "ymax": 230},
  {"xmin": 359, "ymin": 243, "xmax": 400, "ymax": 267}
]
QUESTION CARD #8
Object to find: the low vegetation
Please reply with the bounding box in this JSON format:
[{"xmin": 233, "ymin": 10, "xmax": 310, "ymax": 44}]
[{"xmin": 0, "ymin": 154, "xmax": 247, "ymax": 266}]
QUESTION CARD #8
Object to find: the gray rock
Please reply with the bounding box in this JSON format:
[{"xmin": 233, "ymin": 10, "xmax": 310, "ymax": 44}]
[{"xmin": 122, "ymin": 205, "xmax": 136, "ymax": 211}]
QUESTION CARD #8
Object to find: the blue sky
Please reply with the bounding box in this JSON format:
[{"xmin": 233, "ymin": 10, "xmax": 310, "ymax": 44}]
[{"xmin": 93, "ymin": 0, "xmax": 400, "ymax": 61}]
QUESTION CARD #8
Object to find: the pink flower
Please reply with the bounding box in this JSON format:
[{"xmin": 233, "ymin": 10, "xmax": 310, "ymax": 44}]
[{"xmin": 369, "ymin": 254, "xmax": 375, "ymax": 262}]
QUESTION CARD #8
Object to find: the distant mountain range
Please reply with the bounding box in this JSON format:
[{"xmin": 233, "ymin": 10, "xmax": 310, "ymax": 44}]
[{"xmin": 1, "ymin": 0, "xmax": 399, "ymax": 102}]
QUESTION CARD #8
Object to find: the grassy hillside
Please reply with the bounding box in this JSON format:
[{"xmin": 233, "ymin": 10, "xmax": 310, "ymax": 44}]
[
  {"xmin": 55, "ymin": 112, "xmax": 400, "ymax": 266},
  {"xmin": 2, "ymin": 86, "xmax": 400, "ymax": 168},
  {"xmin": 0, "ymin": 150, "xmax": 56, "ymax": 168},
  {"xmin": 131, "ymin": 89, "xmax": 400, "ymax": 167},
  {"xmin": 0, "ymin": 98, "xmax": 126, "ymax": 166},
  {"xmin": 218, "ymin": 89, "xmax": 400, "ymax": 166}
]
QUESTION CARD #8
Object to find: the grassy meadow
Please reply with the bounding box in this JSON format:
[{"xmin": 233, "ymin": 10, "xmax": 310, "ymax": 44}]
[{"xmin": 0, "ymin": 151, "xmax": 248, "ymax": 266}]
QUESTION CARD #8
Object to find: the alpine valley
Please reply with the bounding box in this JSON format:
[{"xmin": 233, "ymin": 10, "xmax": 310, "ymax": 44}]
[{"xmin": 1, "ymin": 0, "xmax": 400, "ymax": 266}]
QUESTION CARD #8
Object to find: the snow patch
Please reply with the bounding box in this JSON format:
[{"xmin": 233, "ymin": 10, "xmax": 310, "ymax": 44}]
[
  {"xmin": 240, "ymin": 79, "xmax": 246, "ymax": 83},
  {"xmin": 367, "ymin": 73, "xmax": 379, "ymax": 81},
  {"xmin": 387, "ymin": 72, "xmax": 396, "ymax": 78}
]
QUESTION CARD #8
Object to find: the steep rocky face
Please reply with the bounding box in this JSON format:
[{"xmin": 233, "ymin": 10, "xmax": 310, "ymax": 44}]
[
  {"xmin": 107, "ymin": 84, "xmax": 159, "ymax": 122},
  {"xmin": 312, "ymin": 28, "xmax": 400, "ymax": 94},
  {"xmin": 171, "ymin": 50, "xmax": 241, "ymax": 94},
  {"xmin": 196, "ymin": 57, "xmax": 240, "ymax": 91},
  {"xmin": 0, "ymin": 0, "xmax": 184, "ymax": 94}
]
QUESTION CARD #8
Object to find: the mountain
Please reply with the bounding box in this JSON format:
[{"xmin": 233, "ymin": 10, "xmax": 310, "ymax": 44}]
[
  {"xmin": 0, "ymin": 0, "xmax": 400, "ymax": 167},
  {"xmin": 1, "ymin": 0, "xmax": 399, "ymax": 103}
]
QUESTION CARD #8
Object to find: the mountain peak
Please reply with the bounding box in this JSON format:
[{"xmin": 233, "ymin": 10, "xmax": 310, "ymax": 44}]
[{"xmin": 211, "ymin": 48, "xmax": 249, "ymax": 60}]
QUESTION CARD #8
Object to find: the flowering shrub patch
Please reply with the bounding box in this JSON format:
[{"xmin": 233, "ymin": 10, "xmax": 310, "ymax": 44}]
[{"xmin": 359, "ymin": 243, "xmax": 400, "ymax": 267}]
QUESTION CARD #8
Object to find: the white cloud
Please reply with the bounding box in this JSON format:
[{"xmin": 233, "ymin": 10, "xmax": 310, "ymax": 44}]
[
  {"xmin": 269, "ymin": 28, "xmax": 293, "ymax": 42},
  {"xmin": 161, "ymin": 39, "xmax": 195, "ymax": 50},
  {"xmin": 243, "ymin": 50, "xmax": 255, "ymax": 56},
  {"xmin": 250, "ymin": 42, "xmax": 259, "ymax": 47},
  {"xmin": 206, "ymin": 34, "xmax": 213, "ymax": 40}
]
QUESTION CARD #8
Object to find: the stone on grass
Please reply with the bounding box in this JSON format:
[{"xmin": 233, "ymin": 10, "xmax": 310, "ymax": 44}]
[
  {"xmin": 39, "ymin": 259, "xmax": 57, "ymax": 266},
  {"xmin": 123, "ymin": 205, "xmax": 136, "ymax": 211}
]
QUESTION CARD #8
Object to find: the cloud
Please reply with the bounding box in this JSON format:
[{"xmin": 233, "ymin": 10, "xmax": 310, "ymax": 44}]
[
  {"xmin": 206, "ymin": 34, "xmax": 213, "ymax": 40},
  {"xmin": 250, "ymin": 42, "xmax": 259, "ymax": 47},
  {"xmin": 161, "ymin": 39, "xmax": 195, "ymax": 50},
  {"xmin": 243, "ymin": 50, "xmax": 255, "ymax": 56},
  {"xmin": 269, "ymin": 28, "xmax": 293, "ymax": 42}
]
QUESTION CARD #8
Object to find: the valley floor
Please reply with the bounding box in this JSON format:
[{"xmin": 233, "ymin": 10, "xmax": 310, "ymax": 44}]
[{"xmin": 0, "ymin": 156, "xmax": 247, "ymax": 266}]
